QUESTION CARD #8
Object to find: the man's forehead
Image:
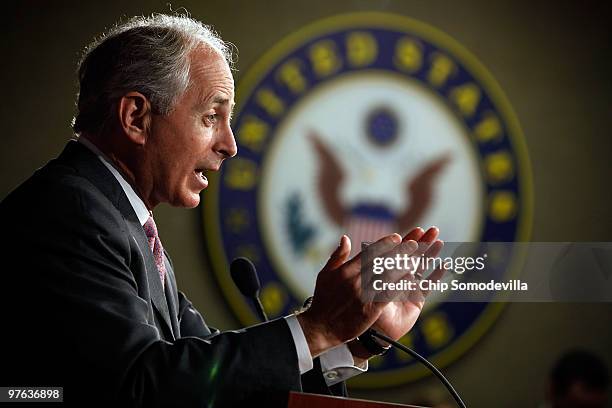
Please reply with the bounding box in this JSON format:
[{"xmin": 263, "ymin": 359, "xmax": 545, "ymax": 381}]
[
  {"xmin": 190, "ymin": 73, "xmax": 235, "ymax": 110},
  {"xmin": 190, "ymin": 45, "xmax": 233, "ymax": 77}
]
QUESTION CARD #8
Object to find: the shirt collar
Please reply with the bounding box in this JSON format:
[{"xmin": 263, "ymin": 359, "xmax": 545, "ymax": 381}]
[{"xmin": 78, "ymin": 137, "xmax": 151, "ymax": 226}]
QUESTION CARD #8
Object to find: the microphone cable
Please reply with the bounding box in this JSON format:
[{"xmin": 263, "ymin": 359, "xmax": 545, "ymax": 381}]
[{"xmin": 368, "ymin": 328, "xmax": 467, "ymax": 408}]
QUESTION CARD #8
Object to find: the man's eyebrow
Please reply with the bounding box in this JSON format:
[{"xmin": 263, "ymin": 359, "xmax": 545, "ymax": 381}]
[
  {"xmin": 212, "ymin": 96, "xmax": 230, "ymax": 105},
  {"xmin": 217, "ymin": 97, "xmax": 236, "ymax": 114},
  {"xmin": 194, "ymin": 94, "xmax": 235, "ymax": 111},
  {"xmin": 217, "ymin": 98, "xmax": 236, "ymax": 115}
]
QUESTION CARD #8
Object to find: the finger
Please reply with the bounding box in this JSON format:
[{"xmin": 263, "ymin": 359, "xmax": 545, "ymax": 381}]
[
  {"xmin": 402, "ymin": 227, "xmax": 425, "ymax": 242},
  {"xmin": 417, "ymin": 240, "xmax": 444, "ymax": 278},
  {"xmin": 424, "ymin": 239, "xmax": 444, "ymax": 259},
  {"xmin": 346, "ymin": 233, "xmax": 403, "ymax": 270},
  {"xmin": 365, "ymin": 239, "xmax": 418, "ymax": 286},
  {"xmin": 392, "ymin": 238, "xmax": 443, "ymax": 302},
  {"xmin": 360, "ymin": 240, "xmax": 418, "ymax": 302},
  {"xmin": 413, "ymin": 226, "xmax": 440, "ymax": 257},
  {"xmin": 323, "ymin": 235, "xmax": 351, "ymax": 271},
  {"xmin": 420, "ymin": 241, "xmax": 446, "ymax": 296},
  {"xmin": 419, "ymin": 226, "xmax": 439, "ymax": 243},
  {"xmin": 369, "ymin": 240, "xmax": 420, "ymax": 302},
  {"xmin": 382, "ymin": 238, "xmax": 419, "ymax": 257},
  {"xmin": 381, "ymin": 239, "xmax": 419, "ymax": 275}
]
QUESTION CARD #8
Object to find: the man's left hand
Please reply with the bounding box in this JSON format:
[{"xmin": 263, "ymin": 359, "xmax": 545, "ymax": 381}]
[{"xmin": 349, "ymin": 226, "xmax": 446, "ymax": 361}]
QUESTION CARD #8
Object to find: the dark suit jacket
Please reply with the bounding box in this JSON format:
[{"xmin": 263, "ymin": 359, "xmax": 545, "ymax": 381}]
[{"xmin": 0, "ymin": 141, "xmax": 345, "ymax": 407}]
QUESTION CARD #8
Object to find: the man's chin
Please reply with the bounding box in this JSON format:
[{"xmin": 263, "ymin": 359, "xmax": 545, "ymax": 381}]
[
  {"xmin": 185, "ymin": 194, "xmax": 202, "ymax": 208},
  {"xmin": 171, "ymin": 191, "xmax": 203, "ymax": 209}
]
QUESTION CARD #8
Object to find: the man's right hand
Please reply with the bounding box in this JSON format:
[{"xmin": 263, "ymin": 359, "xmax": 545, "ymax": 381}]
[{"xmin": 296, "ymin": 233, "xmax": 419, "ymax": 358}]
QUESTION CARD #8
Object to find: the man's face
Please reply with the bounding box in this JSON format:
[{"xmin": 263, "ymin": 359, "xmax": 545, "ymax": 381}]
[{"xmin": 144, "ymin": 46, "xmax": 237, "ymax": 208}]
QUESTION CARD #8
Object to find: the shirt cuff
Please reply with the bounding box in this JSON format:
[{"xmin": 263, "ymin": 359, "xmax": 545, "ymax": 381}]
[
  {"xmin": 284, "ymin": 314, "xmax": 314, "ymax": 374},
  {"xmin": 319, "ymin": 343, "xmax": 368, "ymax": 386},
  {"xmin": 284, "ymin": 315, "xmax": 368, "ymax": 385}
]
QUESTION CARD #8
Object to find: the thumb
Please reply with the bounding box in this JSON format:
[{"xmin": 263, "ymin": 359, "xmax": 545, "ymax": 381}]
[{"xmin": 324, "ymin": 235, "xmax": 351, "ymax": 271}]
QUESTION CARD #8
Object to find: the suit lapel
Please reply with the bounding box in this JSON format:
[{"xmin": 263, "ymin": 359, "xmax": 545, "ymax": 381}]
[
  {"xmin": 126, "ymin": 218, "xmax": 175, "ymax": 340},
  {"xmin": 56, "ymin": 140, "xmax": 175, "ymax": 339},
  {"xmin": 164, "ymin": 256, "xmax": 180, "ymax": 338}
]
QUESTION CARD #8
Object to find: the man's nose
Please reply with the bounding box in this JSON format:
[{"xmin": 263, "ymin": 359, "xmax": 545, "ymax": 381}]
[{"xmin": 216, "ymin": 123, "xmax": 238, "ymax": 159}]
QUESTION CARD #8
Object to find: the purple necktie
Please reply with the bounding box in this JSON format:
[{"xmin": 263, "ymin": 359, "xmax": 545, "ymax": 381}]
[{"xmin": 143, "ymin": 216, "xmax": 166, "ymax": 288}]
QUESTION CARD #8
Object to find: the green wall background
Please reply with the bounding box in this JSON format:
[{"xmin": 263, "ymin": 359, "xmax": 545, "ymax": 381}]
[{"xmin": 2, "ymin": 1, "xmax": 611, "ymax": 406}]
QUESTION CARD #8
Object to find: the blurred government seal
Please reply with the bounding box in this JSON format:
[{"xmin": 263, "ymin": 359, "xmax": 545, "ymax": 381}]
[{"xmin": 202, "ymin": 12, "xmax": 532, "ymax": 387}]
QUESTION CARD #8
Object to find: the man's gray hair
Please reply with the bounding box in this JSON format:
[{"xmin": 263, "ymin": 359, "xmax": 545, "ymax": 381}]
[{"xmin": 72, "ymin": 13, "xmax": 234, "ymax": 135}]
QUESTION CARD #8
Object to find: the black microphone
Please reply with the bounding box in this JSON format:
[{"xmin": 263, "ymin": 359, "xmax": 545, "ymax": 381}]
[{"xmin": 230, "ymin": 257, "xmax": 268, "ymax": 322}]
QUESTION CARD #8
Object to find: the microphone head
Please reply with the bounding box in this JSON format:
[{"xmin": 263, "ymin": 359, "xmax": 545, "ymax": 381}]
[{"xmin": 230, "ymin": 257, "xmax": 261, "ymax": 298}]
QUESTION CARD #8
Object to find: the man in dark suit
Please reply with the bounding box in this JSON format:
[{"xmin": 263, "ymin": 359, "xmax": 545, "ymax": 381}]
[{"xmin": 0, "ymin": 13, "xmax": 444, "ymax": 407}]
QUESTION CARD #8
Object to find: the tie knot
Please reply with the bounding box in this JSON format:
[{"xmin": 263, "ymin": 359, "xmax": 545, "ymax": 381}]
[{"xmin": 143, "ymin": 216, "xmax": 158, "ymax": 241}]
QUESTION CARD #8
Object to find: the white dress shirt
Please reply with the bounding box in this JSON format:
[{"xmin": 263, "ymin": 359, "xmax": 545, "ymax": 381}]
[{"xmin": 78, "ymin": 137, "xmax": 367, "ymax": 385}]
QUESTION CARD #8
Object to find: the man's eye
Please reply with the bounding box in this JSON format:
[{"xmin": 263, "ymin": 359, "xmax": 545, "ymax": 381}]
[{"xmin": 205, "ymin": 114, "xmax": 218, "ymax": 124}]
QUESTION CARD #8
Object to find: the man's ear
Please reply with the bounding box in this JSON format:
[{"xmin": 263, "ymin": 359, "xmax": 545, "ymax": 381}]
[{"xmin": 117, "ymin": 92, "xmax": 152, "ymax": 145}]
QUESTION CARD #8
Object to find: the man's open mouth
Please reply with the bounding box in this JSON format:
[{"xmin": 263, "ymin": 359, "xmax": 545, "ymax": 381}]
[{"xmin": 195, "ymin": 169, "xmax": 208, "ymax": 182}]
